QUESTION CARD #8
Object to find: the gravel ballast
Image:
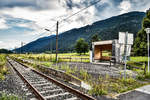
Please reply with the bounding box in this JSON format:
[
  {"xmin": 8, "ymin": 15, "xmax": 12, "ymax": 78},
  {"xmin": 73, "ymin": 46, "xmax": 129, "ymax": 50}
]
[{"xmin": 0, "ymin": 62, "xmax": 36, "ymax": 99}]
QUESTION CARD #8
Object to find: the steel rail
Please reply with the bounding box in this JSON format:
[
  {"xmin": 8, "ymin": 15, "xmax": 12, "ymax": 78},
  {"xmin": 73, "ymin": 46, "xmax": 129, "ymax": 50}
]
[
  {"xmin": 9, "ymin": 58, "xmax": 96, "ymax": 100},
  {"xmin": 7, "ymin": 59, "xmax": 46, "ymax": 100}
]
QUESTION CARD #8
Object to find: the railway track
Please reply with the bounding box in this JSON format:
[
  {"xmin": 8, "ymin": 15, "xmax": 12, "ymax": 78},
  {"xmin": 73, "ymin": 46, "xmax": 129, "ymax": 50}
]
[{"xmin": 7, "ymin": 57, "xmax": 96, "ymax": 100}]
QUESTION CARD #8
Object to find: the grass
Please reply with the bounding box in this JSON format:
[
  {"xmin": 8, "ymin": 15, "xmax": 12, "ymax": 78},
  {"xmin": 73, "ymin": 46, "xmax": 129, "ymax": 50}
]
[
  {"xmin": 130, "ymin": 56, "xmax": 148, "ymax": 62},
  {"xmin": 0, "ymin": 54, "xmax": 8, "ymax": 80},
  {"xmin": 10, "ymin": 53, "xmax": 90, "ymax": 63},
  {"xmin": 137, "ymin": 72, "xmax": 150, "ymax": 81},
  {"xmin": 89, "ymin": 75, "xmax": 147, "ymax": 96},
  {"xmin": 0, "ymin": 54, "xmax": 6, "ymax": 67},
  {"xmin": 0, "ymin": 93, "xmax": 20, "ymax": 100},
  {"xmin": 10, "ymin": 54, "xmax": 150, "ymax": 96}
]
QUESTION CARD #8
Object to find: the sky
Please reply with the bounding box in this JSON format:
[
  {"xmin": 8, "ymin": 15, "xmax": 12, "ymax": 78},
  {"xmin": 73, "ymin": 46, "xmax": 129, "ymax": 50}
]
[{"xmin": 0, "ymin": 0, "xmax": 150, "ymax": 50}]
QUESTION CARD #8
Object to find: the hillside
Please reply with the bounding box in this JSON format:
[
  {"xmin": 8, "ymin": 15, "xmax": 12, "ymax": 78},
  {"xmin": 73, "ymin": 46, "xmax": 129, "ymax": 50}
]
[{"xmin": 15, "ymin": 11, "xmax": 145, "ymax": 53}]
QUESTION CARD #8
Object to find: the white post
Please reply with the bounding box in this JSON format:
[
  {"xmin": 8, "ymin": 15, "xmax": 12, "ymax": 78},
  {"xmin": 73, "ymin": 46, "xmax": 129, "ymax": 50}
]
[
  {"xmin": 124, "ymin": 32, "xmax": 128, "ymax": 79},
  {"xmin": 90, "ymin": 50, "xmax": 93, "ymax": 63},
  {"xmin": 145, "ymin": 28, "xmax": 150, "ymax": 73},
  {"xmin": 148, "ymin": 32, "xmax": 149, "ymax": 73}
]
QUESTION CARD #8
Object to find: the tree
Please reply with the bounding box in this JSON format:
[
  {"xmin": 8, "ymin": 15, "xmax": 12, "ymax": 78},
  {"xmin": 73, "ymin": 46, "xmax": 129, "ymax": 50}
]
[
  {"xmin": 75, "ymin": 38, "xmax": 89, "ymax": 55},
  {"xmin": 91, "ymin": 33, "xmax": 100, "ymax": 42},
  {"xmin": 133, "ymin": 9, "xmax": 150, "ymax": 56},
  {"xmin": 90, "ymin": 34, "xmax": 101, "ymax": 50},
  {"xmin": 0, "ymin": 49, "xmax": 12, "ymax": 54}
]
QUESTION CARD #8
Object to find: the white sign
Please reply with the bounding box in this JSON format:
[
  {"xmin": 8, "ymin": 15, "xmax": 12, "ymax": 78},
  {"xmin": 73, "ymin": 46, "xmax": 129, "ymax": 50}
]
[{"xmin": 119, "ymin": 32, "xmax": 134, "ymax": 45}]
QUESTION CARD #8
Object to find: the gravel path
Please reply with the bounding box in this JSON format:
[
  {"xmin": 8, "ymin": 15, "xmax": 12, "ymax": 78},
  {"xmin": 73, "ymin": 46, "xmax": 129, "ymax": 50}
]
[
  {"xmin": 20, "ymin": 58, "xmax": 138, "ymax": 78},
  {"xmin": 56, "ymin": 62, "xmax": 137, "ymax": 79}
]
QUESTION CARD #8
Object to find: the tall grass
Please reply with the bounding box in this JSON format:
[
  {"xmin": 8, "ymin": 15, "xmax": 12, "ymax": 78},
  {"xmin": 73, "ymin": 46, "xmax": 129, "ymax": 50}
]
[
  {"xmin": 0, "ymin": 54, "xmax": 8, "ymax": 80},
  {"xmin": 10, "ymin": 53, "xmax": 90, "ymax": 62},
  {"xmin": 0, "ymin": 54, "xmax": 6, "ymax": 67}
]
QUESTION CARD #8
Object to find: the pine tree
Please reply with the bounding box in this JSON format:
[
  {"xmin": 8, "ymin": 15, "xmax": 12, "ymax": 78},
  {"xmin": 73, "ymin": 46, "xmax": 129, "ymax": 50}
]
[{"xmin": 133, "ymin": 9, "xmax": 150, "ymax": 56}]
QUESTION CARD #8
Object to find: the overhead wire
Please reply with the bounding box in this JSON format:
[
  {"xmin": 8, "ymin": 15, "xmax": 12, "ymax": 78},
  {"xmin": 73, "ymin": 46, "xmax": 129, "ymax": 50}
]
[
  {"xmin": 59, "ymin": 0, "xmax": 101, "ymax": 23},
  {"xmin": 29, "ymin": 0, "xmax": 101, "ymax": 42}
]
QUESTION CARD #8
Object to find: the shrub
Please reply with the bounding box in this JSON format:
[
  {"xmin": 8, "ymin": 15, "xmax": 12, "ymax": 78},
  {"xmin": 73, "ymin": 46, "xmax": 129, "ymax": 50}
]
[
  {"xmin": 0, "ymin": 93, "xmax": 20, "ymax": 100},
  {"xmin": 89, "ymin": 83, "xmax": 108, "ymax": 96}
]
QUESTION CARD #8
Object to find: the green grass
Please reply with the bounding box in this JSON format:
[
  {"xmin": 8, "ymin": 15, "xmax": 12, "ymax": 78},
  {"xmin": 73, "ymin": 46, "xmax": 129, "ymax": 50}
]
[
  {"xmin": 11, "ymin": 55, "xmax": 149, "ymax": 96},
  {"xmin": 41, "ymin": 62, "xmax": 53, "ymax": 67},
  {"xmin": 0, "ymin": 54, "xmax": 6, "ymax": 67},
  {"xmin": 0, "ymin": 93, "xmax": 20, "ymax": 100},
  {"xmin": 10, "ymin": 53, "xmax": 90, "ymax": 63},
  {"xmin": 89, "ymin": 75, "xmax": 147, "ymax": 96},
  {"xmin": 125, "ymin": 56, "xmax": 148, "ymax": 71},
  {"xmin": 130, "ymin": 56, "xmax": 148, "ymax": 62},
  {"xmin": 0, "ymin": 54, "xmax": 8, "ymax": 80}
]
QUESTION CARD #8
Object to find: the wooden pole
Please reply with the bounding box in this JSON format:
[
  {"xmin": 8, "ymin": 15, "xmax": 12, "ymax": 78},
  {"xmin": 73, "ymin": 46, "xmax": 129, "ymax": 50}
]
[{"xmin": 56, "ymin": 21, "xmax": 58, "ymax": 62}]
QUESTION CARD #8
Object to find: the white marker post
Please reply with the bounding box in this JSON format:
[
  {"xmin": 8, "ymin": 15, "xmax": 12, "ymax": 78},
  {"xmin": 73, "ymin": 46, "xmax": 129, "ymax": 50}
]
[
  {"xmin": 145, "ymin": 28, "xmax": 150, "ymax": 73},
  {"xmin": 119, "ymin": 32, "xmax": 133, "ymax": 79},
  {"xmin": 124, "ymin": 32, "xmax": 128, "ymax": 79}
]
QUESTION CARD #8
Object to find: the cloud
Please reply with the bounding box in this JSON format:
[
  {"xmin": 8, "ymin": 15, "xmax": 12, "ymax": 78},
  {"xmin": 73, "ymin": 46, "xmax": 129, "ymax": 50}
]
[
  {"xmin": 130, "ymin": 0, "xmax": 150, "ymax": 12},
  {"xmin": 0, "ymin": 0, "xmax": 60, "ymax": 10},
  {"xmin": 0, "ymin": 18, "xmax": 9, "ymax": 29},
  {"xmin": 0, "ymin": 0, "xmax": 150, "ymax": 49},
  {"xmin": 0, "ymin": 41, "xmax": 3, "ymax": 44},
  {"xmin": 0, "ymin": 40, "xmax": 20, "ymax": 49},
  {"xmin": 119, "ymin": 0, "xmax": 131, "ymax": 14}
]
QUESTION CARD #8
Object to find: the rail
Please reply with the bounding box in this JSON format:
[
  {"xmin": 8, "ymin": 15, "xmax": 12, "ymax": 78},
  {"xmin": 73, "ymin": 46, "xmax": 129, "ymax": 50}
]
[{"xmin": 7, "ymin": 57, "xmax": 96, "ymax": 100}]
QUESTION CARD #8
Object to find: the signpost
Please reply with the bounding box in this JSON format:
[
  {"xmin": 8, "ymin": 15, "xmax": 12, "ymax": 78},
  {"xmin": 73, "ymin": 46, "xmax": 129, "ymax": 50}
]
[
  {"xmin": 119, "ymin": 32, "xmax": 133, "ymax": 79},
  {"xmin": 145, "ymin": 28, "xmax": 150, "ymax": 73}
]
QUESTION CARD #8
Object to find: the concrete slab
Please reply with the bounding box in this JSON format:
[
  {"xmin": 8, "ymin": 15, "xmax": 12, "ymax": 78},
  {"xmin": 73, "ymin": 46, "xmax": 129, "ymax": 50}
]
[
  {"xmin": 135, "ymin": 85, "xmax": 150, "ymax": 95},
  {"xmin": 118, "ymin": 85, "xmax": 150, "ymax": 100}
]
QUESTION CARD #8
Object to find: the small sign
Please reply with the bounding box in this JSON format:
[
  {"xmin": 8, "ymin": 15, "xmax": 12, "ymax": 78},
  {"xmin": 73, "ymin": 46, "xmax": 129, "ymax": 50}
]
[
  {"xmin": 119, "ymin": 32, "xmax": 134, "ymax": 45},
  {"xmin": 123, "ymin": 56, "xmax": 130, "ymax": 61}
]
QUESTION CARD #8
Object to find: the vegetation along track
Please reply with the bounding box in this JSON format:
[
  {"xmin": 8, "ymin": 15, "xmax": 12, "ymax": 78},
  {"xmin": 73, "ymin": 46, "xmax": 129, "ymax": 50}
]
[{"xmin": 7, "ymin": 57, "xmax": 96, "ymax": 100}]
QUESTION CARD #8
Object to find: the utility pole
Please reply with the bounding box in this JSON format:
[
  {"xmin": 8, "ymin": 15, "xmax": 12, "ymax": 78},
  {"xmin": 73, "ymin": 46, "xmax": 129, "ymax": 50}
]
[
  {"xmin": 20, "ymin": 42, "xmax": 23, "ymax": 54},
  {"xmin": 45, "ymin": 21, "xmax": 59, "ymax": 62},
  {"xmin": 56, "ymin": 21, "xmax": 59, "ymax": 62}
]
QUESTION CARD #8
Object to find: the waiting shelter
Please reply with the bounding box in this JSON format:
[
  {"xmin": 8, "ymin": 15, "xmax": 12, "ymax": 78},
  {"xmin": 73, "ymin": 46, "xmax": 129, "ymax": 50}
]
[
  {"xmin": 90, "ymin": 32, "xmax": 134, "ymax": 63},
  {"xmin": 93, "ymin": 40, "xmax": 113, "ymax": 61}
]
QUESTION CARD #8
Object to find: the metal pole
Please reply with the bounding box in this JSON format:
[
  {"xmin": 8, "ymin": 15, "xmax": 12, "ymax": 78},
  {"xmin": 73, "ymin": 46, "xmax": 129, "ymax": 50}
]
[
  {"xmin": 56, "ymin": 21, "xmax": 58, "ymax": 62},
  {"xmin": 124, "ymin": 32, "xmax": 128, "ymax": 79},
  {"xmin": 148, "ymin": 33, "xmax": 149, "ymax": 73}
]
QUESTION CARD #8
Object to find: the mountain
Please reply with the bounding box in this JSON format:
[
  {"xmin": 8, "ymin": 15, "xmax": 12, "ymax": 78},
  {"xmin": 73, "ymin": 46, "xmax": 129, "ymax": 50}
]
[
  {"xmin": 14, "ymin": 35, "xmax": 55, "ymax": 53},
  {"xmin": 15, "ymin": 11, "xmax": 145, "ymax": 53}
]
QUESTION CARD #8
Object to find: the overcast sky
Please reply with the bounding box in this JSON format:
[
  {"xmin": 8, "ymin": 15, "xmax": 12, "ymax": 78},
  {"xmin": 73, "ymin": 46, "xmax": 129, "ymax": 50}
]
[{"xmin": 0, "ymin": 0, "xmax": 149, "ymax": 49}]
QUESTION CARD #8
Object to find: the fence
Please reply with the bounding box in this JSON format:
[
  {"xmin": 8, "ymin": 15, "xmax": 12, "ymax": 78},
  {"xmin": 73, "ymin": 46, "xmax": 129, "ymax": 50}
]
[
  {"xmin": 126, "ymin": 62, "xmax": 147, "ymax": 74},
  {"xmin": 110, "ymin": 60, "xmax": 147, "ymax": 74},
  {"xmin": 58, "ymin": 57, "xmax": 89, "ymax": 62}
]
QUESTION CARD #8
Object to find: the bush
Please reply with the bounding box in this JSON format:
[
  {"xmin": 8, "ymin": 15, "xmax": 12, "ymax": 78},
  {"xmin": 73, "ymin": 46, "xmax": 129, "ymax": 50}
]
[
  {"xmin": 0, "ymin": 93, "xmax": 20, "ymax": 100},
  {"xmin": 89, "ymin": 83, "xmax": 108, "ymax": 95},
  {"xmin": 75, "ymin": 38, "xmax": 89, "ymax": 55}
]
